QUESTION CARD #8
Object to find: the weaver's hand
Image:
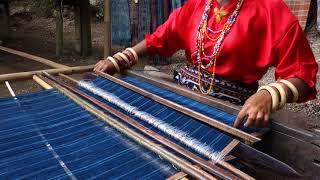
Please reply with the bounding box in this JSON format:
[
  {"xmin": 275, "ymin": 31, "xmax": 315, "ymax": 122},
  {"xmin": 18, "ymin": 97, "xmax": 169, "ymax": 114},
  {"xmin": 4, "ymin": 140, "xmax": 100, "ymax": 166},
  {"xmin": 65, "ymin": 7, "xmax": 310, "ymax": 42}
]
[
  {"xmin": 234, "ymin": 90, "xmax": 272, "ymax": 128},
  {"xmin": 94, "ymin": 58, "xmax": 118, "ymax": 75}
]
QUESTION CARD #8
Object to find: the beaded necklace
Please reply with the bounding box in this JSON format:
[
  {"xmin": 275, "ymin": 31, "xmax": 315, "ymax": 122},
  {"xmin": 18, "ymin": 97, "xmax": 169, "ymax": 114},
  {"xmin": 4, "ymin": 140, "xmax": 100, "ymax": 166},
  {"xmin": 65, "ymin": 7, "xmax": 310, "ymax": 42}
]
[{"xmin": 196, "ymin": 0, "xmax": 244, "ymax": 94}]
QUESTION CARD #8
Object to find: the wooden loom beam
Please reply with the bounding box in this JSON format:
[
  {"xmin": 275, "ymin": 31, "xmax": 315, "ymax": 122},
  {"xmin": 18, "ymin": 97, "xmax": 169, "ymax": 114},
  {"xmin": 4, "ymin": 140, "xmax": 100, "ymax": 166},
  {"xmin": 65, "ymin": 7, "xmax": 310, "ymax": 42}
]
[
  {"xmin": 95, "ymin": 71, "xmax": 261, "ymax": 144},
  {"xmin": 37, "ymin": 75, "xmax": 216, "ymax": 180},
  {"xmin": 0, "ymin": 65, "xmax": 93, "ymax": 82},
  {"xmin": 0, "ymin": 46, "xmax": 69, "ymax": 69}
]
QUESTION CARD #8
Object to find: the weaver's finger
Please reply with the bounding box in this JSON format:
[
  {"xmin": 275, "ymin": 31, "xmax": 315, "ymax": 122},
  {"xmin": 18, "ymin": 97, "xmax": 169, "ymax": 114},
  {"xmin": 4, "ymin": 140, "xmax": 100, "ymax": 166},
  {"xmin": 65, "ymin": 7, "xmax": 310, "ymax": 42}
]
[
  {"xmin": 101, "ymin": 66, "xmax": 107, "ymax": 73},
  {"xmin": 96, "ymin": 64, "xmax": 105, "ymax": 72},
  {"xmin": 94, "ymin": 63, "xmax": 101, "ymax": 71},
  {"xmin": 263, "ymin": 113, "xmax": 270, "ymax": 127},
  {"xmin": 244, "ymin": 111, "xmax": 257, "ymax": 128},
  {"xmin": 234, "ymin": 107, "xmax": 248, "ymax": 128},
  {"xmin": 93, "ymin": 62, "xmax": 101, "ymax": 71},
  {"xmin": 255, "ymin": 111, "xmax": 264, "ymax": 128}
]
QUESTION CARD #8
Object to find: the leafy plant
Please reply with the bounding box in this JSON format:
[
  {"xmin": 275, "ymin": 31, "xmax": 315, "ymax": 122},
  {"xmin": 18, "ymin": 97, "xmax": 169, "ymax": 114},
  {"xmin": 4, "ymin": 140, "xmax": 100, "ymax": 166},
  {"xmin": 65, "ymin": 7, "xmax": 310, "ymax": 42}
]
[
  {"xmin": 31, "ymin": 0, "xmax": 54, "ymax": 16},
  {"xmin": 95, "ymin": 6, "xmax": 104, "ymax": 19}
]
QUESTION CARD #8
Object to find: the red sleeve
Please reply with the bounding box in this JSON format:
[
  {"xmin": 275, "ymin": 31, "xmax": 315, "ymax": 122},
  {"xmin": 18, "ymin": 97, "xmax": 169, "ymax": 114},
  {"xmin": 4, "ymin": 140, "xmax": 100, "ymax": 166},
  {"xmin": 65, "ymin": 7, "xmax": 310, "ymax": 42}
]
[
  {"xmin": 273, "ymin": 21, "xmax": 318, "ymax": 102},
  {"xmin": 145, "ymin": 7, "xmax": 184, "ymax": 57}
]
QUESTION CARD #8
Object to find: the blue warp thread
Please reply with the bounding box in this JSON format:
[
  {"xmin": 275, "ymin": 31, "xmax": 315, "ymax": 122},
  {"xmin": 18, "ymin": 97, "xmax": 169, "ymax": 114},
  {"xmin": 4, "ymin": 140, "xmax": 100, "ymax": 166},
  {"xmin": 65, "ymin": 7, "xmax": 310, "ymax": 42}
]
[{"xmin": 0, "ymin": 90, "xmax": 177, "ymax": 179}]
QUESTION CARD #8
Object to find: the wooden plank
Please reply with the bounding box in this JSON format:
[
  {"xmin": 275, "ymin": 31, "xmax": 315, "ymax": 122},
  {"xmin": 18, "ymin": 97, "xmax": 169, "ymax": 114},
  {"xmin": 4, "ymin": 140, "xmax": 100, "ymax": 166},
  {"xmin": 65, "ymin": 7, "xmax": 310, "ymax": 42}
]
[
  {"xmin": 219, "ymin": 139, "xmax": 241, "ymax": 158},
  {"xmin": 166, "ymin": 172, "xmax": 189, "ymax": 180},
  {"xmin": 96, "ymin": 71, "xmax": 261, "ymax": 144},
  {"xmin": 0, "ymin": 65, "xmax": 93, "ymax": 82},
  {"xmin": 39, "ymin": 76, "xmax": 215, "ymax": 180},
  {"xmin": 0, "ymin": 46, "xmax": 69, "ymax": 69},
  {"xmin": 254, "ymin": 129, "xmax": 320, "ymax": 179},
  {"xmin": 219, "ymin": 161, "xmax": 255, "ymax": 180}
]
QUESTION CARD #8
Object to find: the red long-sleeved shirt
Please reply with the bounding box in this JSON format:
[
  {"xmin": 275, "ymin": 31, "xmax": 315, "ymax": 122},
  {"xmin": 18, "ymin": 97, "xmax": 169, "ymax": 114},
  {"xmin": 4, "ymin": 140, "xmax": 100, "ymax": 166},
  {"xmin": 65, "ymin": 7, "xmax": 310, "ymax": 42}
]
[{"xmin": 146, "ymin": 0, "xmax": 318, "ymax": 101}]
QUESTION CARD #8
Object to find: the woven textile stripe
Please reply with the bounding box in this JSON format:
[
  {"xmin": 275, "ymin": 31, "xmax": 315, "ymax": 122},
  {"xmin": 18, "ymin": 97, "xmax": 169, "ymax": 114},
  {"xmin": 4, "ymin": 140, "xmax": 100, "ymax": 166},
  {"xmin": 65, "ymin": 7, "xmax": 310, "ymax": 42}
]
[
  {"xmin": 317, "ymin": 0, "xmax": 320, "ymax": 33},
  {"xmin": 82, "ymin": 76, "xmax": 235, "ymax": 159},
  {"xmin": 111, "ymin": 0, "xmax": 131, "ymax": 45},
  {"xmin": 0, "ymin": 90, "xmax": 177, "ymax": 179},
  {"xmin": 284, "ymin": 0, "xmax": 311, "ymax": 29}
]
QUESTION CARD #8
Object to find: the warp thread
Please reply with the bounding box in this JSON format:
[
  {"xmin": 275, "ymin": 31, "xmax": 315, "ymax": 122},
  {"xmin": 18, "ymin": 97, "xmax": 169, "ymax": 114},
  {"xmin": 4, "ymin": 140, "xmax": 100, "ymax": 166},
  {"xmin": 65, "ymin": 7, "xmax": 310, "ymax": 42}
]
[{"xmin": 79, "ymin": 81, "xmax": 223, "ymax": 162}]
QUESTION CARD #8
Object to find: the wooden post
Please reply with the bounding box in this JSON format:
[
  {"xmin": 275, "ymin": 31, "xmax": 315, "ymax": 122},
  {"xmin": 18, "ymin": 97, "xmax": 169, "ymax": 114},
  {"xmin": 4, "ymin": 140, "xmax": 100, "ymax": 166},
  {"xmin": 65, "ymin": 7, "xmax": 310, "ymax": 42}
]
[
  {"xmin": 0, "ymin": 1, "xmax": 9, "ymax": 39},
  {"xmin": 80, "ymin": 0, "xmax": 92, "ymax": 56},
  {"xmin": 74, "ymin": 0, "xmax": 92, "ymax": 56},
  {"xmin": 104, "ymin": 0, "xmax": 112, "ymax": 58},
  {"xmin": 74, "ymin": 4, "xmax": 81, "ymax": 54},
  {"xmin": 55, "ymin": 8, "xmax": 63, "ymax": 56}
]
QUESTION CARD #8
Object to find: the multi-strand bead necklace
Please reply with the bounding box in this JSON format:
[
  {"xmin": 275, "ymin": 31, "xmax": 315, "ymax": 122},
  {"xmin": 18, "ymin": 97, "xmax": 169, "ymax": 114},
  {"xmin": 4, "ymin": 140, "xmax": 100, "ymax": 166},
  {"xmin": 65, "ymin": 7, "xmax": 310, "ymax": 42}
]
[{"xmin": 196, "ymin": 0, "xmax": 244, "ymax": 94}]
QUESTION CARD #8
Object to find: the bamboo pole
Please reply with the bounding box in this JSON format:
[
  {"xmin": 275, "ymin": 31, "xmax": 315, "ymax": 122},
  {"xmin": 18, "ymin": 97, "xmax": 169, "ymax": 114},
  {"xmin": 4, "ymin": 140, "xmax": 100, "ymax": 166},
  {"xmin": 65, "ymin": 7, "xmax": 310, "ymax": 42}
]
[
  {"xmin": 38, "ymin": 75, "xmax": 215, "ymax": 180},
  {"xmin": 0, "ymin": 46, "xmax": 69, "ymax": 69},
  {"xmin": 0, "ymin": 65, "xmax": 93, "ymax": 82},
  {"xmin": 104, "ymin": 0, "xmax": 112, "ymax": 58},
  {"xmin": 95, "ymin": 71, "xmax": 261, "ymax": 144},
  {"xmin": 32, "ymin": 75, "xmax": 53, "ymax": 90},
  {"xmin": 54, "ymin": 73, "xmax": 239, "ymax": 180}
]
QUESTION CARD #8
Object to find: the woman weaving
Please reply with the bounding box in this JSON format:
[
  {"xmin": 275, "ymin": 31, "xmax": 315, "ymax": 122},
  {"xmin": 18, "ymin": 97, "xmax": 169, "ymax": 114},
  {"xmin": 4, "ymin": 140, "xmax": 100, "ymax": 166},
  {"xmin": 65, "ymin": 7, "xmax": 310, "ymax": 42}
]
[{"xmin": 94, "ymin": 0, "xmax": 318, "ymax": 128}]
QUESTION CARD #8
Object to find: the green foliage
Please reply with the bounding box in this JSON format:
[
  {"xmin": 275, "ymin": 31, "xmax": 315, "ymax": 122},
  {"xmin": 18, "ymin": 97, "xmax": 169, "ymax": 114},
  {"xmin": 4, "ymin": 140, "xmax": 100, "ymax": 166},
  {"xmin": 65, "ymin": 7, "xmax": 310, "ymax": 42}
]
[
  {"xmin": 95, "ymin": 6, "xmax": 104, "ymax": 19},
  {"xmin": 31, "ymin": 0, "xmax": 54, "ymax": 16}
]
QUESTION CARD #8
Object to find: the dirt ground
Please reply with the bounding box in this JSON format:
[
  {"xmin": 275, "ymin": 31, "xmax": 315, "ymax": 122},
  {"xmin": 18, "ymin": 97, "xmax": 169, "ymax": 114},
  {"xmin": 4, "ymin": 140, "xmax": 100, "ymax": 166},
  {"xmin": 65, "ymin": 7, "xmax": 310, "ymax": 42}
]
[{"xmin": 0, "ymin": 2, "xmax": 319, "ymax": 130}]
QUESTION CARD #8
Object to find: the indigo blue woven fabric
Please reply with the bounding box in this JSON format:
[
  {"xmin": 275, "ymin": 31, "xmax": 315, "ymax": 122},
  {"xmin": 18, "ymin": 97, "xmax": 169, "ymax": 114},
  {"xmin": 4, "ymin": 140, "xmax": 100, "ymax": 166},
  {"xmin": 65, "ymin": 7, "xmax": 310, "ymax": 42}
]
[
  {"xmin": 119, "ymin": 76, "xmax": 258, "ymax": 133},
  {"xmin": 84, "ymin": 76, "xmax": 236, "ymax": 160},
  {"xmin": 0, "ymin": 90, "xmax": 177, "ymax": 179},
  {"xmin": 111, "ymin": 0, "xmax": 131, "ymax": 45}
]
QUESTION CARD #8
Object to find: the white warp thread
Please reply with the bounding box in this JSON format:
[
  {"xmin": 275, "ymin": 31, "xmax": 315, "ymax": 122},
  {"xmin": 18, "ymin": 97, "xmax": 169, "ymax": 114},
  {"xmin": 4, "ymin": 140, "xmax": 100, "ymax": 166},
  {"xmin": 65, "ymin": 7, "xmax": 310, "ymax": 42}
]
[{"xmin": 79, "ymin": 81, "xmax": 223, "ymax": 162}]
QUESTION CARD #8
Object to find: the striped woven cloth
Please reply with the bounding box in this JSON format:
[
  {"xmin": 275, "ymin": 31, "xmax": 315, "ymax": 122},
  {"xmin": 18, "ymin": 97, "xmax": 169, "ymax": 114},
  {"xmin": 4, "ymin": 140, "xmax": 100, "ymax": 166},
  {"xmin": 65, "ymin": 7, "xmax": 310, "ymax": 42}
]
[
  {"xmin": 284, "ymin": 0, "xmax": 311, "ymax": 29},
  {"xmin": 317, "ymin": 0, "xmax": 320, "ymax": 33}
]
